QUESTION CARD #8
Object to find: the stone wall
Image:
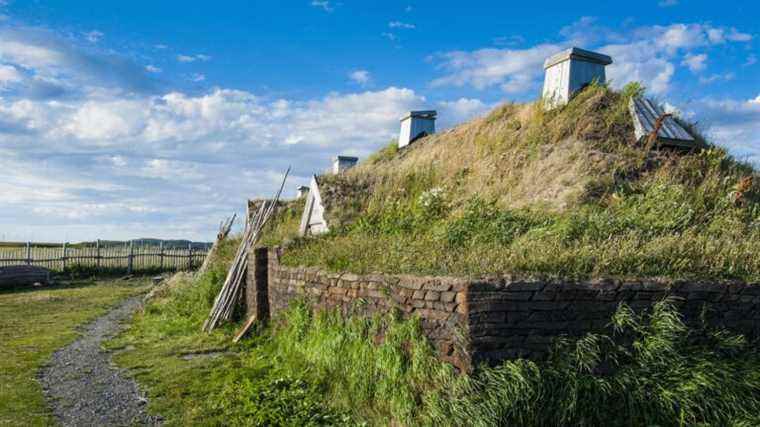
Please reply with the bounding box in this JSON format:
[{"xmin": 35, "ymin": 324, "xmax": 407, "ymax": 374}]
[
  {"xmin": 247, "ymin": 247, "xmax": 760, "ymax": 370},
  {"xmin": 263, "ymin": 248, "xmax": 470, "ymax": 369},
  {"xmin": 466, "ymin": 278, "xmax": 760, "ymax": 365}
]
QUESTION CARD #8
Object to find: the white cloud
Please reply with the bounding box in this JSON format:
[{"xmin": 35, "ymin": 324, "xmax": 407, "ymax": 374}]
[
  {"xmin": 437, "ymin": 98, "xmax": 490, "ymax": 127},
  {"xmin": 348, "ymin": 69, "xmax": 371, "ymax": 85},
  {"xmin": 310, "ymin": 0, "xmax": 334, "ymax": 12},
  {"xmin": 0, "ymin": 64, "xmax": 22, "ymax": 86},
  {"xmin": 659, "ymin": 0, "xmax": 678, "ymax": 6},
  {"xmin": 83, "ymin": 30, "xmax": 103, "ymax": 43},
  {"xmin": 389, "ymin": 21, "xmax": 415, "ymax": 29},
  {"xmin": 0, "ymin": 25, "xmax": 156, "ymax": 96},
  {"xmin": 0, "ymin": 86, "xmax": 428, "ymax": 240},
  {"xmin": 745, "ymin": 55, "xmax": 757, "ymax": 66},
  {"xmin": 190, "ymin": 73, "xmax": 206, "ymax": 82},
  {"xmin": 154, "ymin": 44, "xmax": 168, "ymax": 50},
  {"xmin": 686, "ymin": 97, "xmax": 760, "ymax": 165},
  {"xmin": 699, "ymin": 73, "xmax": 735, "ymax": 84},
  {"xmin": 145, "ymin": 65, "xmax": 161, "ymax": 73},
  {"xmin": 681, "ymin": 53, "xmax": 707, "ymax": 72},
  {"xmin": 177, "ymin": 54, "xmax": 211, "ymax": 63},
  {"xmin": 432, "ymin": 21, "xmax": 752, "ymax": 96},
  {"xmin": 431, "ymin": 43, "xmax": 559, "ymax": 93},
  {"xmin": 381, "ymin": 32, "xmax": 398, "ymax": 42}
]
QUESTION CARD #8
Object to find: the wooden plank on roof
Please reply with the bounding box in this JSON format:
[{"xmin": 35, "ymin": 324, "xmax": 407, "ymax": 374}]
[{"xmin": 629, "ymin": 97, "xmax": 696, "ymax": 148}]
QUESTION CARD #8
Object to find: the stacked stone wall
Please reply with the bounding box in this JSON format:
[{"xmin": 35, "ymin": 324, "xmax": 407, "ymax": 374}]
[{"xmin": 247, "ymin": 247, "xmax": 760, "ymax": 369}]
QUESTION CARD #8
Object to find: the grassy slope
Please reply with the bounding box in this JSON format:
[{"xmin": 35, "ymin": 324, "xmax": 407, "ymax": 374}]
[
  {"xmin": 270, "ymin": 84, "xmax": 760, "ymax": 280},
  {"xmin": 0, "ymin": 278, "xmax": 150, "ymax": 426}
]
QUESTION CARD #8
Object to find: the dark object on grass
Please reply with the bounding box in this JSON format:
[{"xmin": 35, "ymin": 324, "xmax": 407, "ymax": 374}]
[{"xmin": 0, "ymin": 265, "xmax": 51, "ymax": 289}]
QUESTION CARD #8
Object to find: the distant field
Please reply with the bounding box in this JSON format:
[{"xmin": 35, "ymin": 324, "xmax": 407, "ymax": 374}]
[{"xmin": 0, "ymin": 242, "xmax": 208, "ymax": 273}]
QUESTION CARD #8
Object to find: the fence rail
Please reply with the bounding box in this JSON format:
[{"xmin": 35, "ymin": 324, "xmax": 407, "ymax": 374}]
[{"xmin": 0, "ymin": 240, "xmax": 209, "ymax": 274}]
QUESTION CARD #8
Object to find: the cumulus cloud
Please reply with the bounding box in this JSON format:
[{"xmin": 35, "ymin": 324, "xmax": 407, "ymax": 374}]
[
  {"xmin": 0, "ymin": 85, "xmax": 430, "ymax": 240},
  {"xmin": 431, "ymin": 43, "xmax": 559, "ymax": 93},
  {"xmin": 686, "ymin": 97, "xmax": 760, "ymax": 164},
  {"xmin": 432, "ymin": 21, "xmax": 752, "ymax": 96},
  {"xmin": 0, "ymin": 64, "xmax": 22, "ymax": 86},
  {"xmin": 437, "ymin": 98, "xmax": 491, "ymax": 127},
  {"xmin": 681, "ymin": 53, "xmax": 707, "ymax": 72},
  {"xmin": 145, "ymin": 65, "xmax": 161, "ymax": 73},
  {"xmin": 348, "ymin": 69, "xmax": 371, "ymax": 85}
]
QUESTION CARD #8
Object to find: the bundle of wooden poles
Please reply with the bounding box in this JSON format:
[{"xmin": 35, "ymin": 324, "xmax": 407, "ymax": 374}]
[
  {"xmin": 197, "ymin": 213, "xmax": 236, "ymax": 275},
  {"xmin": 202, "ymin": 167, "xmax": 290, "ymax": 332}
]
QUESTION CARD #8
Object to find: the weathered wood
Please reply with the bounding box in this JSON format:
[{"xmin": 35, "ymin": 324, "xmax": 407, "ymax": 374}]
[
  {"xmin": 233, "ymin": 314, "xmax": 257, "ymax": 343},
  {"xmin": 203, "ymin": 167, "xmax": 290, "ymax": 332},
  {"xmin": 127, "ymin": 241, "xmax": 134, "ymax": 274},
  {"xmin": 629, "ymin": 97, "xmax": 696, "ymax": 148}
]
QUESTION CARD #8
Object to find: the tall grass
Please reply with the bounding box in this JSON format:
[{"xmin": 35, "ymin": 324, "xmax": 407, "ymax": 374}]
[
  {"xmin": 426, "ymin": 299, "xmax": 760, "ymax": 426},
  {"xmin": 117, "ymin": 257, "xmax": 760, "ymax": 425}
]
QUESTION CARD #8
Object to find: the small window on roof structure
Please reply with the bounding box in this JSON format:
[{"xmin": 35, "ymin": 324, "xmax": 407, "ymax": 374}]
[
  {"xmin": 299, "ymin": 175, "xmax": 328, "ymax": 236},
  {"xmin": 629, "ymin": 97, "xmax": 697, "ymax": 149}
]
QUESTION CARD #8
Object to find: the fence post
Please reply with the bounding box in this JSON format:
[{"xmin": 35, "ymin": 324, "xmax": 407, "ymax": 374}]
[
  {"xmin": 96, "ymin": 239, "xmax": 101, "ymax": 271},
  {"xmin": 159, "ymin": 241, "xmax": 164, "ymax": 270},
  {"xmin": 25, "ymin": 241, "xmax": 31, "ymax": 265},
  {"xmin": 127, "ymin": 240, "xmax": 134, "ymax": 274},
  {"xmin": 187, "ymin": 243, "xmax": 193, "ymax": 270},
  {"xmin": 62, "ymin": 242, "xmax": 68, "ymax": 271}
]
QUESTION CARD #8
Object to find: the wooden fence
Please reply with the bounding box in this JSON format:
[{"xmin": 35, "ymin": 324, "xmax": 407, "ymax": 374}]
[{"xmin": 0, "ymin": 241, "xmax": 209, "ymax": 274}]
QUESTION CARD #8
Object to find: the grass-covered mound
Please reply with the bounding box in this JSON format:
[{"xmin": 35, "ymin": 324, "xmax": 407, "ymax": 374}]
[
  {"xmin": 111, "ymin": 258, "xmax": 760, "ymax": 425},
  {"xmin": 267, "ymin": 83, "xmax": 760, "ymax": 280}
]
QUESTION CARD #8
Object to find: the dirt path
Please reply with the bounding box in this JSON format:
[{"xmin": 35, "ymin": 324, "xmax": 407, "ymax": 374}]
[{"xmin": 39, "ymin": 295, "xmax": 161, "ymax": 426}]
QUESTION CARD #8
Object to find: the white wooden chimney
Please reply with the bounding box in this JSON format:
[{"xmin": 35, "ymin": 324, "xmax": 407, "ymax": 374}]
[
  {"xmin": 398, "ymin": 110, "xmax": 436, "ymax": 149},
  {"xmin": 542, "ymin": 47, "xmax": 612, "ymax": 109},
  {"xmin": 332, "ymin": 155, "xmax": 358, "ymax": 174},
  {"xmin": 296, "ymin": 185, "xmax": 310, "ymax": 199}
]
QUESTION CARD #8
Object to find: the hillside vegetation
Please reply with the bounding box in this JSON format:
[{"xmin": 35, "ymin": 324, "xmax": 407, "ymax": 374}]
[
  {"xmin": 268, "ymin": 83, "xmax": 760, "ymax": 281},
  {"xmin": 112, "ymin": 243, "xmax": 760, "ymax": 426}
]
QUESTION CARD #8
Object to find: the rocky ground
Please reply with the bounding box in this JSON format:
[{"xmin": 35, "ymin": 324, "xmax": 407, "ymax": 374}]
[{"xmin": 39, "ymin": 296, "xmax": 161, "ymax": 426}]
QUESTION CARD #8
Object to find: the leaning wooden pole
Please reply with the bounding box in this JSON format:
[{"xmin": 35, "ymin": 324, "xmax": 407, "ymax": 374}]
[
  {"xmin": 198, "ymin": 213, "xmax": 236, "ymax": 275},
  {"xmin": 202, "ymin": 167, "xmax": 290, "ymax": 332}
]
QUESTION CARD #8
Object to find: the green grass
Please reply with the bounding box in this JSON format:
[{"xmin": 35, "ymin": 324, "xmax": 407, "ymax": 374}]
[
  {"xmin": 267, "ymin": 84, "xmax": 760, "ymax": 281},
  {"xmin": 0, "ymin": 278, "xmax": 151, "ymax": 426},
  {"xmin": 111, "ymin": 260, "xmax": 760, "ymax": 426}
]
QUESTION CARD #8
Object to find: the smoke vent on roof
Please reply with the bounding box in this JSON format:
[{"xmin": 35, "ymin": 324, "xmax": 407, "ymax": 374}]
[
  {"xmin": 398, "ymin": 110, "xmax": 436, "ymax": 149},
  {"xmin": 332, "ymin": 155, "xmax": 358, "ymax": 174},
  {"xmin": 542, "ymin": 47, "xmax": 612, "ymax": 109},
  {"xmin": 296, "ymin": 185, "xmax": 310, "ymax": 199}
]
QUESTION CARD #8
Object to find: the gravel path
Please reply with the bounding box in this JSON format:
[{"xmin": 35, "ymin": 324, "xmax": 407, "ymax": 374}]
[{"xmin": 39, "ymin": 296, "xmax": 161, "ymax": 426}]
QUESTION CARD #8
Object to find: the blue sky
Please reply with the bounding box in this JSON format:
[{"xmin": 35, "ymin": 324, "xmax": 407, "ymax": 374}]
[{"xmin": 0, "ymin": 0, "xmax": 758, "ymax": 242}]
